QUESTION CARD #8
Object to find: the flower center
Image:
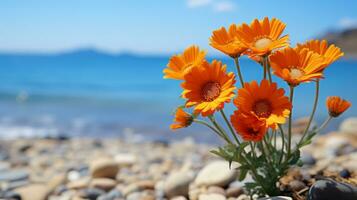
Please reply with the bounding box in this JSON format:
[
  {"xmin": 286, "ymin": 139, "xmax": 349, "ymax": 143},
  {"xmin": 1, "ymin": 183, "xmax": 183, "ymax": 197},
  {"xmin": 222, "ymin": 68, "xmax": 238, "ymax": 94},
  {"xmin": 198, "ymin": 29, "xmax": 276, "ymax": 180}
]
[
  {"xmin": 254, "ymin": 38, "xmax": 272, "ymax": 49},
  {"xmin": 201, "ymin": 81, "xmax": 221, "ymax": 102},
  {"xmin": 289, "ymin": 68, "xmax": 304, "ymax": 79},
  {"xmin": 253, "ymin": 100, "xmax": 272, "ymax": 118}
]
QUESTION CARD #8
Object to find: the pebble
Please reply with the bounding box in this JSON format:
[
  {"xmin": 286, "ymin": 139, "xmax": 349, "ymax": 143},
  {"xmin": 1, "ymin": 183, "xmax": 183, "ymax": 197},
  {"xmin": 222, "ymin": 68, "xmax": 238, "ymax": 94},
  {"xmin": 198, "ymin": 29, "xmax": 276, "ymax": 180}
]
[
  {"xmin": 195, "ymin": 161, "xmax": 237, "ymax": 187},
  {"xmin": 97, "ymin": 189, "xmax": 123, "ymax": 200},
  {"xmin": 258, "ymin": 197, "xmax": 292, "ymax": 200},
  {"xmin": 0, "ymin": 169, "xmax": 29, "ymax": 182},
  {"xmin": 77, "ymin": 188, "xmax": 106, "ymax": 200},
  {"xmin": 90, "ymin": 158, "xmax": 119, "ymax": 179},
  {"xmin": 164, "ymin": 171, "xmax": 194, "ymax": 198},
  {"xmin": 90, "ymin": 178, "xmax": 117, "ymax": 191},
  {"xmin": 226, "ymin": 187, "xmax": 244, "ymax": 197},
  {"xmin": 288, "ymin": 180, "xmax": 306, "ymax": 192},
  {"xmin": 198, "ymin": 193, "xmax": 227, "ymax": 200},
  {"xmin": 14, "ymin": 184, "xmax": 49, "ymax": 200},
  {"xmin": 207, "ymin": 186, "xmax": 226, "ymax": 196},
  {"xmin": 308, "ymin": 179, "xmax": 357, "ymax": 200},
  {"xmin": 340, "ymin": 117, "xmax": 357, "ymax": 134},
  {"xmin": 66, "ymin": 177, "xmax": 91, "ymax": 190},
  {"xmin": 339, "ymin": 169, "xmax": 351, "ymax": 178},
  {"xmin": 114, "ymin": 153, "xmax": 137, "ymax": 167}
]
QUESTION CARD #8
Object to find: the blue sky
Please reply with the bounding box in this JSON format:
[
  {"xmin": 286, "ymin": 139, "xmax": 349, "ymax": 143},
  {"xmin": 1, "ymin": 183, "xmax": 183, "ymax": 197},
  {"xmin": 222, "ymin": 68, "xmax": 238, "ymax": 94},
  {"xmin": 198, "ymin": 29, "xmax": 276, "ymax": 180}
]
[{"xmin": 1, "ymin": 0, "xmax": 357, "ymax": 55}]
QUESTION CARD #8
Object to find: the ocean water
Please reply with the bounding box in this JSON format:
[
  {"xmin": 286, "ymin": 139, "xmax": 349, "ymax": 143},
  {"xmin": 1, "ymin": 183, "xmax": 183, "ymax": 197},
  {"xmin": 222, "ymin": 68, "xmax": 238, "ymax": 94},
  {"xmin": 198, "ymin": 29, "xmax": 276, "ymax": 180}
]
[{"xmin": 0, "ymin": 50, "xmax": 356, "ymax": 142}]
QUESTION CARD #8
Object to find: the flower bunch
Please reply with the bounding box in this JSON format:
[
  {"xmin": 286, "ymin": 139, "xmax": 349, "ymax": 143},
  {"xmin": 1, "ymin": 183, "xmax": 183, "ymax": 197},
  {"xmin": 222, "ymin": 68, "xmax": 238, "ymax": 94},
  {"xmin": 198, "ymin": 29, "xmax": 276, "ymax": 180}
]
[{"xmin": 163, "ymin": 17, "xmax": 351, "ymax": 197}]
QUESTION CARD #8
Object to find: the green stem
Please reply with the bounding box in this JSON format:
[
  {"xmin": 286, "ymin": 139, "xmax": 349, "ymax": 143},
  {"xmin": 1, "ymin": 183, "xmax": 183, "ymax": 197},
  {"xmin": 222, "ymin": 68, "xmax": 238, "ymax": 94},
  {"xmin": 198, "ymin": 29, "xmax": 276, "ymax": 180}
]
[
  {"xmin": 298, "ymin": 80, "xmax": 319, "ymax": 145},
  {"xmin": 287, "ymin": 86, "xmax": 294, "ymax": 159},
  {"xmin": 220, "ymin": 110, "xmax": 240, "ymax": 145},
  {"xmin": 234, "ymin": 57, "xmax": 245, "ymax": 87},
  {"xmin": 208, "ymin": 115, "xmax": 232, "ymax": 144},
  {"xmin": 318, "ymin": 116, "xmax": 332, "ymax": 132},
  {"xmin": 278, "ymin": 125, "xmax": 286, "ymax": 164},
  {"xmin": 264, "ymin": 56, "xmax": 272, "ymax": 82}
]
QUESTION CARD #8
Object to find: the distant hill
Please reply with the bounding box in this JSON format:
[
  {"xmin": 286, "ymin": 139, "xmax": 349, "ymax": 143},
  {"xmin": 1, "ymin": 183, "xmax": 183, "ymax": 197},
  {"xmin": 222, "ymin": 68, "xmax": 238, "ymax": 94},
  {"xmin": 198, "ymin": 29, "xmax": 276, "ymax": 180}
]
[{"xmin": 321, "ymin": 27, "xmax": 357, "ymax": 58}]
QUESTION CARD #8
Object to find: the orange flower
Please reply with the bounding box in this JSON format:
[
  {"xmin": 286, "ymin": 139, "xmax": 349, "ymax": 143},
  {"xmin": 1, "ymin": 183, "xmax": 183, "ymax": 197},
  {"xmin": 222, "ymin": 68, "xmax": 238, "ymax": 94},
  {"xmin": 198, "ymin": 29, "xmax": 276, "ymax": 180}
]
[
  {"xmin": 234, "ymin": 80, "xmax": 291, "ymax": 129},
  {"xmin": 170, "ymin": 108, "xmax": 193, "ymax": 130},
  {"xmin": 237, "ymin": 17, "xmax": 289, "ymax": 56},
  {"xmin": 326, "ymin": 96, "xmax": 351, "ymax": 117},
  {"xmin": 163, "ymin": 45, "xmax": 206, "ymax": 80},
  {"xmin": 296, "ymin": 40, "xmax": 343, "ymax": 68},
  {"xmin": 182, "ymin": 60, "xmax": 236, "ymax": 117},
  {"xmin": 210, "ymin": 24, "xmax": 247, "ymax": 58},
  {"xmin": 269, "ymin": 47, "xmax": 325, "ymax": 86},
  {"xmin": 231, "ymin": 111, "xmax": 267, "ymax": 142}
]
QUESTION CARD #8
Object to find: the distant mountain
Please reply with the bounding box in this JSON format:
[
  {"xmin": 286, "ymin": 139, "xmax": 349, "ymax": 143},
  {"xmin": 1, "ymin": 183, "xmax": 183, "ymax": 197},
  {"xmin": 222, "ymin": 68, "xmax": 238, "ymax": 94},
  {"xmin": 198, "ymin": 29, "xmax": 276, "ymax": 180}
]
[{"xmin": 321, "ymin": 27, "xmax": 357, "ymax": 58}]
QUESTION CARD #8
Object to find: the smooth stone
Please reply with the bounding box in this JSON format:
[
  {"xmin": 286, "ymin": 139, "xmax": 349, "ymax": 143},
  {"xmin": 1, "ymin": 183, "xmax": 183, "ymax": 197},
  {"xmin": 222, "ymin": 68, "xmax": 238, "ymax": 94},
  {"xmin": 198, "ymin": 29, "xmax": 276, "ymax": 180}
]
[
  {"xmin": 14, "ymin": 184, "xmax": 49, "ymax": 200},
  {"xmin": 48, "ymin": 173, "xmax": 66, "ymax": 193},
  {"xmin": 123, "ymin": 183, "xmax": 141, "ymax": 197},
  {"xmin": 301, "ymin": 153, "xmax": 316, "ymax": 165},
  {"xmin": 339, "ymin": 169, "xmax": 351, "ymax": 178},
  {"xmin": 198, "ymin": 193, "xmax": 226, "ymax": 200},
  {"xmin": 77, "ymin": 188, "xmax": 105, "ymax": 200},
  {"xmin": 97, "ymin": 189, "xmax": 123, "ymax": 200},
  {"xmin": 164, "ymin": 171, "xmax": 195, "ymax": 198},
  {"xmin": 90, "ymin": 158, "xmax": 119, "ymax": 179},
  {"xmin": 308, "ymin": 179, "xmax": 357, "ymax": 200},
  {"xmin": 6, "ymin": 180, "xmax": 29, "ymax": 190},
  {"xmin": 1, "ymin": 190, "xmax": 21, "ymax": 200},
  {"xmin": 114, "ymin": 153, "xmax": 137, "ymax": 167},
  {"xmin": 171, "ymin": 196, "xmax": 188, "ymax": 200},
  {"xmin": 237, "ymin": 194, "xmax": 250, "ymax": 200},
  {"xmin": 207, "ymin": 186, "xmax": 225, "ymax": 195},
  {"xmin": 195, "ymin": 161, "xmax": 238, "ymax": 187},
  {"xmin": 0, "ymin": 169, "xmax": 29, "ymax": 182},
  {"xmin": 339, "ymin": 117, "xmax": 357, "ymax": 134},
  {"xmin": 66, "ymin": 177, "xmax": 90, "ymax": 190},
  {"xmin": 258, "ymin": 197, "xmax": 292, "ymax": 200},
  {"xmin": 90, "ymin": 178, "xmax": 117, "ymax": 191},
  {"xmin": 0, "ymin": 162, "xmax": 10, "ymax": 171},
  {"xmin": 226, "ymin": 187, "xmax": 244, "ymax": 197},
  {"xmin": 288, "ymin": 180, "xmax": 306, "ymax": 192},
  {"xmin": 67, "ymin": 170, "xmax": 81, "ymax": 181}
]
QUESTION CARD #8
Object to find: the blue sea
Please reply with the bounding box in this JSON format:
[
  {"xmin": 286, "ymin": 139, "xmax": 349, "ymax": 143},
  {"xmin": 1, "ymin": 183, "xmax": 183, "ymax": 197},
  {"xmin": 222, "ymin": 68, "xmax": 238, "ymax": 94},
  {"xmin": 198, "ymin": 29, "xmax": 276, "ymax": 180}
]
[{"xmin": 0, "ymin": 49, "xmax": 356, "ymax": 142}]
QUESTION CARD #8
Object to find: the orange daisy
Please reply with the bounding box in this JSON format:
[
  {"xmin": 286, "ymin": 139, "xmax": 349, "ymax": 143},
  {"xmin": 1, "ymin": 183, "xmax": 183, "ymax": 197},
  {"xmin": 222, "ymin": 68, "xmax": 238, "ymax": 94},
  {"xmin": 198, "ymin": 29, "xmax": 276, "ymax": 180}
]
[
  {"xmin": 269, "ymin": 47, "xmax": 325, "ymax": 86},
  {"xmin": 326, "ymin": 96, "xmax": 351, "ymax": 117},
  {"xmin": 231, "ymin": 111, "xmax": 267, "ymax": 142},
  {"xmin": 234, "ymin": 80, "xmax": 291, "ymax": 129},
  {"xmin": 182, "ymin": 60, "xmax": 236, "ymax": 117},
  {"xmin": 210, "ymin": 24, "xmax": 247, "ymax": 58},
  {"xmin": 296, "ymin": 39, "xmax": 344, "ymax": 68},
  {"xmin": 163, "ymin": 45, "xmax": 206, "ymax": 80},
  {"xmin": 236, "ymin": 17, "xmax": 289, "ymax": 56},
  {"xmin": 170, "ymin": 108, "xmax": 193, "ymax": 130}
]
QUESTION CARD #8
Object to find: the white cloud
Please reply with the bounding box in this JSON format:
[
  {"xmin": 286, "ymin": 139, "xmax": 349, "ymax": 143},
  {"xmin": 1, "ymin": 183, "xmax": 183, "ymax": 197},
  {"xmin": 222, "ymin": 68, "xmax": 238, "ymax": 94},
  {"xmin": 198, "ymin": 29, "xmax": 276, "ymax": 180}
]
[
  {"xmin": 186, "ymin": 0, "xmax": 236, "ymax": 12},
  {"xmin": 339, "ymin": 17, "xmax": 357, "ymax": 29},
  {"xmin": 213, "ymin": 1, "xmax": 235, "ymax": 12},
  {"xmin": 187, "ymin": 0, "xmax": 212, "ymax": 8}
]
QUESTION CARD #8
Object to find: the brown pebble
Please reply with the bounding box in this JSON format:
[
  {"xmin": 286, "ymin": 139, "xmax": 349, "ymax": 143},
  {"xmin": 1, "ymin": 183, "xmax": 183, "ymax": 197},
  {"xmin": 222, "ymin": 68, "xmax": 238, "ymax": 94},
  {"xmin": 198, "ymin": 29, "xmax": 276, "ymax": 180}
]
[
  {"xmin": 226, "ymin": 187, "xmax": 244, "ymax": 197},
  {"xmin": 207, "ymin": 186, "xmax": 226, "ymax": 196}
]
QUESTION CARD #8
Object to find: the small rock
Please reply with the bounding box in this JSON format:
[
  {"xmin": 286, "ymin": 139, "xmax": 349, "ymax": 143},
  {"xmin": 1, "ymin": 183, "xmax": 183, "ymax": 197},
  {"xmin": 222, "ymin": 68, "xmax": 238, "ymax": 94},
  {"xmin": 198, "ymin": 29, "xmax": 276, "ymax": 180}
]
[
  {"xmin": 164, "ymin": 171, "xmax": 194, "ymax": 198},
  {"xmin": 289, "ymin": 180, "xmax": 306, "ymax": 192},
  {"xmin": 301, "ymin": 153, "xmax": 316, "ymax": 165},
  {"xmin": 90, "ymin": 158, "xmax": 119, "ymax": 179},
  {"xmin": 237, "ymin": 194, "xmax": 250, "ymax": 200},
  {"xmin": 90, "ymin": 178, "xmax": 117, "ymax": 191},
  {"xmin": 340, "ymin": 117, "xmax": 357, "ymax": 134},
  {"xmin": 114, "ymin": 153, "xmax": 137, "ymax": 167},
  {"xmin": 198, "ymin": 193, "xmax": 226, "ymax": 200},
  {"xmin": 339, "ymin": 169, "xmax": 351, "ymax": 178},
  {"xmin": 308, "ymin": 179, "xmax": 357, "ymax": 200},
  {"xmin": 15, "ymin": 184, "xmax": 49, "ymax": 200},
  {"xmin": 1, "ymin": 190, "xmax": 21, "ymax": 200},
  {"xmin": 78, "ymin": 188, "xmax": 105, "ymax": 200},
  {"xmin": 97, "ymin": 189, "xmax": 123, "ymax": 200},
  {"xmin": 258, "ymin": 197, "xmax": 292, "ymax": 200},
  {"xmin": 0, "ymin": 169, "xmax": 29, "ymax": 182},
  {"xmin": 67, "ymin": 177, "xmax": 90, "ymax": 190},
  {"xmin": 171, "ymin": 196, "xmax": 188, "ymax": 200},
  {"xmin": 195, "ymin": 161, "xmax": 238, "ymax": 187},
  {"xmin": 207, "ymin": 186, "xmax": 225, "ymax": 195},
  {"xmin": 226, "ymin": 187, "xmax": 244, "ymax": 197}
]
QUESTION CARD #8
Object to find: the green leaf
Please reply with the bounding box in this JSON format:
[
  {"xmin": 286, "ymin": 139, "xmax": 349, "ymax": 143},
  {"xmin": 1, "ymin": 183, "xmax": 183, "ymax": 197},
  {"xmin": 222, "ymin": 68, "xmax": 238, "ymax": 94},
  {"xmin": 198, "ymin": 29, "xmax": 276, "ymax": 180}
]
[
  {"xmin": 238, "ymin": 168, "xmax": 248, "ymax": 181},
  {"xmin": 288, "ymin": 149, "xmax": 301, "ymax": 165}
]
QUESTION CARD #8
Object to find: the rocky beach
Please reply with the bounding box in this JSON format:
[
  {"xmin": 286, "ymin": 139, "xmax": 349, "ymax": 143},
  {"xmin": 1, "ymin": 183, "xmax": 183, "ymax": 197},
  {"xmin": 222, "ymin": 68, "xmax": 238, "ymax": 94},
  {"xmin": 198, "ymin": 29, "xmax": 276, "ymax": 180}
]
[{"xmin": 0, "ymin": 117, "xmax": 356, "ymax": 200}]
